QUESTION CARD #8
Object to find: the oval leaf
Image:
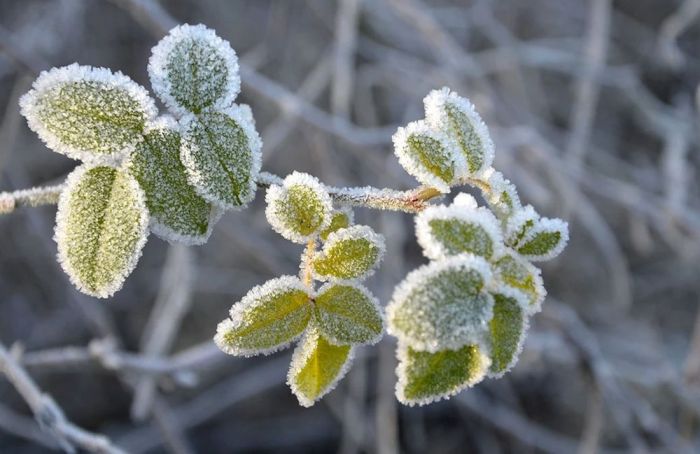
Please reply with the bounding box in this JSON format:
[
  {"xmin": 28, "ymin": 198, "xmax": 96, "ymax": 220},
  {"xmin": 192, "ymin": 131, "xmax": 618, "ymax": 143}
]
[
  {"xmin": 416, "ymin": 197, "xmax": 503, "ymax": 260},
  {"xmin": 396, "ymin": 343, "xmax": 490, "ymax": 406},
  {"xmin": 214, "ymin": 276, "xmax": 311, "ymax": 356},
  {"xmin": 125, "ymin": 117, "xmax": 219, "ymax": 245},
  {"xmin": 493, "ymin": 250, "xmax": 546, "ymax": 314},
  {"xmin": 148, "ymin": 24, "xmax": 240, "ymax": 115},
  {"xmin": 392, "ymin": 120, "xmax": 463, "ymax": 193},
  {"xmin": 180, "ymin": 105, "xmax": 262, "ymax": 209},
  {"xmin": 312, "ymin": 225, "xmax": 385, "ymax": 281},
  {"xmin": 265, "ymin": 172, "xmax": 333, "ymax": 244},
  {"xmin": 487, "ymin": 290, "xmax": 528, "ymax": 377},
  {"xmin": 320, "ymin": 208, "xmax": 353, "ymax": 241},
  {"xmin": 287, "ymin": 327, "xmax": 353, "ymax": 407},
  {"xmin": 387, "ymin": 255, "xmax": 493, "ymax": 352},
  {"xmin": 20, "ymin": 64, "xmax": 156, "ymax": 162},
  {"xmin": 55, "ymin": 165, "xmax": 149, "ymax": 298},
  {"xmin": 516, "ymin": 218, "xmax": 569, "ymax": 261},
  {"xmin": 314, "ymin": 283, "xmax": 383, "ymax": 345},
  {"xmin": 424, "ymin": 87, "xmax": 494, "ymax": 176},
  {"xmin": 481, "ymin": 170, "xmax": 521, "ymax": 220}
]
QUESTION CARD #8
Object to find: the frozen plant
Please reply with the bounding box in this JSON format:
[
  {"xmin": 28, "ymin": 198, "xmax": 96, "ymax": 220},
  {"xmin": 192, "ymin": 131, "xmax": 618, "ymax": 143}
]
[{"xmin": 2, "ymin": 25, "xmax": 568, "ymax": 406}]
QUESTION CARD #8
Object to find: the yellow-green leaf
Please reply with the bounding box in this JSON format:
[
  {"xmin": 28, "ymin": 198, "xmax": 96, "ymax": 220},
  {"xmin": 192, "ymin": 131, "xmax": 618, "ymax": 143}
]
[
  {"xmin": 215, "ymin": 276, "xmax": 312, "ymax": 356},
  {"xmin": 488, "ymin": 291, "xmax": 528, "ymax": 377},
  {"xmin": 396, "ymin": 343, "xmax": 489, "ymax": 406},
  {"xmin": 493, "ymin": 250, "xmax": 545, "ymax": 314},
  {"xmin": 314, "ymin": 283, "xmax": 383, "ymax": 345},
  {"xmin": 287, "ymin": 327, "xmax": 353, "ymax": 407},
  {"xmin": 320, "ymin": 208, "xmax": 353, "ymax": 241},
  {"xmin": 516, "ymin": 218, "xmax": 569, "ymax": 261},
  {"xmin": 312, "ymin": 225, "xmax": 385, "ymax": 281},
  {"xmin": 55, "ymin": 165, "xmax": 149, "ymax": 298}
]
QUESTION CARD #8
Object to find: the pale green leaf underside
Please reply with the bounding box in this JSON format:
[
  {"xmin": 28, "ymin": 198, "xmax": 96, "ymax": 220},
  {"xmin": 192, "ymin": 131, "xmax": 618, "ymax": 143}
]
[
  {"xmin": 488, "ymin": 293, "xmax": 525, "ymax": 375},
  {"xmin": 127, "ymin": 126, "xmax": 213, "ymax": 242},
  {"xmin": 397, "ymin": 344, "xmax": 487, "ymax": 405},
  {"xmin": 165, "ymin": 37, "xmax": 229, "ymax": 113},
  {"xmin": 30, "ymin": 81, "xmax": 147, "ymax": 157},
  {"xmin": 219, "ymin": 289, "xmax": 311, "ymax": 354},
  {"xmin": 181, "ymin": 110, "xmax": 255, "ymax": 208},
  {"xmin": 427, "ymin": 218, "xmax": 494, "ymax": 258},
  {"xmin": 517, "ymin": 231, "xmax": 562, "ymax": 256},
  {"xmin": 445, "ymin": 103, "xmax": 484, "ymax": 173},
  {"xmin": 389, "ymin": 267, "xmax": 490, "ymax": 351},
  {"xmin": 313, "ymin": 237, "xmax": 380, "ymax": 280},
  {"xmin": 56, "ymin": 166, "xmax": 148, "ymax": 298},
  {"xmin": 407, "ymin": 133, "xmax": 454, "ymax": 184},
  {"xmin": 289, "ymin": 331, "xmax": 351, "ymax": 407},
  {"xmin": 314, "ymin": 284, "xmax": 383, "ymax": 345},
  {"xmin": 273, "ymin": 184, "xmax": 328, "ymax": 237},
  {"xmin": 320, "ymin": 211, "xmax": 351, "ymax": 241}
]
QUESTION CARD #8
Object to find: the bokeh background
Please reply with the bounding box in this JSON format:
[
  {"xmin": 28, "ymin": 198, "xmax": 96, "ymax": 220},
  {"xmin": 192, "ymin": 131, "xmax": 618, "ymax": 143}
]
[{"xmin": 1, "ymin": 0, "xmax": 700, "ymax": 452}]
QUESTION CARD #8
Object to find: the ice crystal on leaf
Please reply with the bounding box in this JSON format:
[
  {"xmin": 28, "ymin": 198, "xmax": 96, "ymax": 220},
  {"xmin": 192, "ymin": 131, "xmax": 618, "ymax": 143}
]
[
  {"xmin": 387, "ymin": 255, "xmax": 494, "ymax": 352},
  {"xmin": 55, "ymin": 165, "xmax": 149, "ymax": 298},
  {"xmin": 313, "ymin": 282, "xmax": 384, "ymax": 346},
  {"xmin": 492, "ymin": 250, "xmax": 546, "ymax": 314},
  {"xmin": 486, "ymin": 288, "xmax": 529, "ymax": 377},
  {"xmin": 125, "ymin": 117, "xmax": 219, "ymax": 245},
  {"xmin": 481, "ymin": 169, "xmax": 522, "ymax": 219},
  {"xmin": 415, "ymin": 196, "xmax": 503, "ymax": 260},
  {"xmin": 312, "ymin": 225, "xmax": 386, "ymax": 281},
  {"xmin": 319, "ymin": 207, "xmax": 353, "ymax": 241},
  {"xmin": 392, "ymin": 120, "xmax": 463, "ymax": 193},
  {"xmin": 287, "ymin": 326, "xmax": 354, "ymax": 407},
  {"xmin": 19, "ymin": 64, "xmax": 157, "ymax": 162},
  {"xmin": 180, "ymin": 105, "xmax": 262, "ymax": 209},
  {"xmin": 265, "ymin": 172, "xmax": 333, "ymax": 244},
  {"xmin": 516, "ymin": 217, "xmax": 569, "ymax": 261},
  {"xmin": 505, "ymin": 205, "xmax": 539, "ymax": 247},
  {"xmin": 395, "ymin": 343, "xmax": 490, "ymax": 406},
  {"xmin": 148, "ymin": 24, "xmax": 240, "ymax": 116},
  {"xmin": 424, "ymin": 87, "xmax": 494, "ymax": 177}
]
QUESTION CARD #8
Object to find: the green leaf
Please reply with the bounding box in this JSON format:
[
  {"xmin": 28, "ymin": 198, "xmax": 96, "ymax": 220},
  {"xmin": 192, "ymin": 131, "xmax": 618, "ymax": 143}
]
[
  {"xmin": 516, "ymin": 218, "xmax": 569, "ymax": 261},
  {"xmin": 424, "ymin": 88, "xmax": 494, "ymax": 175},
  {"xmin": 20, "ymin": 64, "xmax": 156, "ymax": 162},
  {"xmin": 320, "ymin": 208, "xmax": 353, "ymax": 241},
  {"xmin": 180, "ymin": 105, "xmax": 262, "ymax": 209},
  {"xmin": 396, "ymin": 343, "xmax": 489, "ymax": 406},
  {"xmin": 55, "ymin": 165, "xmax": 149, "ymax": 298},
  {"xmin": 287, "ymin": 327, "xmax": 353, "ymax": 407},
  {"xmin": 387, "ymin": 255, "xmax": 493, "ymax": 352},
  {"xmin": 481, "ymin": 170, "xmax": 521, "ymax": 220},
  {"xmin": 214, "ymin": 276, "xmax": 312, "ymax": 356},
  {"xmin": 125, "ymin": 118, "xmax": 218, "ymax": 245},
  {"xmin": 314, "ymin": 283, "xmax": 383, "ymax": 345},
  {"xmin": 148, "ymin": 24, "xmax": 240, "ymax": 115},
  {"xmin": 493, "ymin": 251, "xmax": 545, "ymax": 313},
  {"xmin": 312, "ymin": 225, "xmax": 385, "ymax": 281},
  {"xmin": 415, "ymin": 198, "xmax": 502, "ymax": 260},
  {"xmin": 487, "ymin": 291, "xmax": 528, "ymax": 377},
  {"xmin": 393, "ymin": 120, "xmax": 461, "ymax": 193},
  {"xmin": 265, "ymin": 172, "xmax": 333, "ymax": 243},
  {"xmin": 505, "ymin": 205, "xmax": 538, "ymax": 248}
]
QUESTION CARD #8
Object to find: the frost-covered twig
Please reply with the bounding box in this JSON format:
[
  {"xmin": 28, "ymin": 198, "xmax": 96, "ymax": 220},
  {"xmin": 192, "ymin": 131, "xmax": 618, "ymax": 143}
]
[
  {"xmin": 0, "ymin": 184, "xmax": 64, "ymax": 214},
  {"xmin": 0, "ymin": 342, "xmax": 127, "ymax": 454}
]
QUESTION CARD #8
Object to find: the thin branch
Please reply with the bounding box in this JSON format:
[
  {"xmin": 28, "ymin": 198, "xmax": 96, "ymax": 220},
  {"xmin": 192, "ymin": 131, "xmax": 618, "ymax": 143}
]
[{"xmin": 0, "ymin": 184, "xmax": 64, "ymax": 214}]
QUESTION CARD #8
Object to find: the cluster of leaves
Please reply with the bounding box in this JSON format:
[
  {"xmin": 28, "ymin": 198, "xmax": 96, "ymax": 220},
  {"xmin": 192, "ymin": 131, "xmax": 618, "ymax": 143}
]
[
  {"xmin": 215, "ymin": 172, "xmax": 386, "ymax": 406},
  {"xmin": 19, "ymin": 24, "xmax": 261, "ymax": 297},
  {"xmin": 387, "ymin": 88, "xmax": 569, "ymax": 405}
]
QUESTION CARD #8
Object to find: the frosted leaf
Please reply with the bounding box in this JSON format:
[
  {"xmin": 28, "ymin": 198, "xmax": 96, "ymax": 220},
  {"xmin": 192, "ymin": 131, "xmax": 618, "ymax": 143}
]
[
  {"xmin": 55, "ymin": 165, "xmax": 149, "ymax": 298},
  {"xmin": 180, "ymin": 104, "xmax": 262, "ymax": 209},
  {"xmin": 287, "ymin": 325, "xmax": 354, "ymax": 407},
  {"xmin": 148, "ymin": 23, "xmax": 240, "ymax": 116},
  {"xmin": 504, "ymin": 205, "xmax": 539, "ymax": 248},
  {"xmin": 125, "ymin": 117, "xmax": 219, "ymax": 245},
  {"xmin": 424, "ymin": 87, "xmax": 494, "ymax": 176},
  {"xmin": 516, "ymin": 217, "xmax": 569, "ymax": 261},
  {"xmin": 481, "ymin": 169, "xmax": 521, "ymax": 219},
  {"xmin": 415, "ymin": 197, "xmax": 503, "ymax": 260},
  {"xmin": 392, "ymin": 120, "xmax": 464, "ymax": 193},
  {"xmin": 312, "ymin": 225, "xmax": 386, "ymax": 281},
  {"xmin": 486, "ymin": 288, "xmax": 529, "ymax": 377},
  {"xmin": 265, "ymin": 172, "xmax": 333, "ymax": 244},
  {"xmin": 19, "ymin": 64, "xmax": 156, "ymax": 162},
  {"xmin": 387, "ymin": 255, "xmax": 494, "ymax": 352},
  {"xmin": 320, "ymin": 207, "xmax": 354, "ymax": 241},
  {"xmin": 451, "ymin": 193, "xmax": 478, "ymax": 209},
  {"xmin": 395, "ymin": 342, "xmax": 490, "ymax": 406},
  {"xmin": 492, "ymin": 249, "xmax": 546, "ymax": 314},
  {"xmin": 313, "ymin": 282, "xmax": 383, "ymax": 346},
  {"xmin": 214, "ymin": 276, "xmax": 311, "ymax": 356}
]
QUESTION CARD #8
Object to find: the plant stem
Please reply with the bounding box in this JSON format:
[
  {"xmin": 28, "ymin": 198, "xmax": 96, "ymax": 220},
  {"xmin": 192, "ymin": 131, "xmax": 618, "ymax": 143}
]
[
  {"xmin": 302, "ymin": 239, "xmax": 317, "ymax": 289},
  {"xmin": 0, "ymin": 184, "xmax": 64, "ymax": 214}
]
